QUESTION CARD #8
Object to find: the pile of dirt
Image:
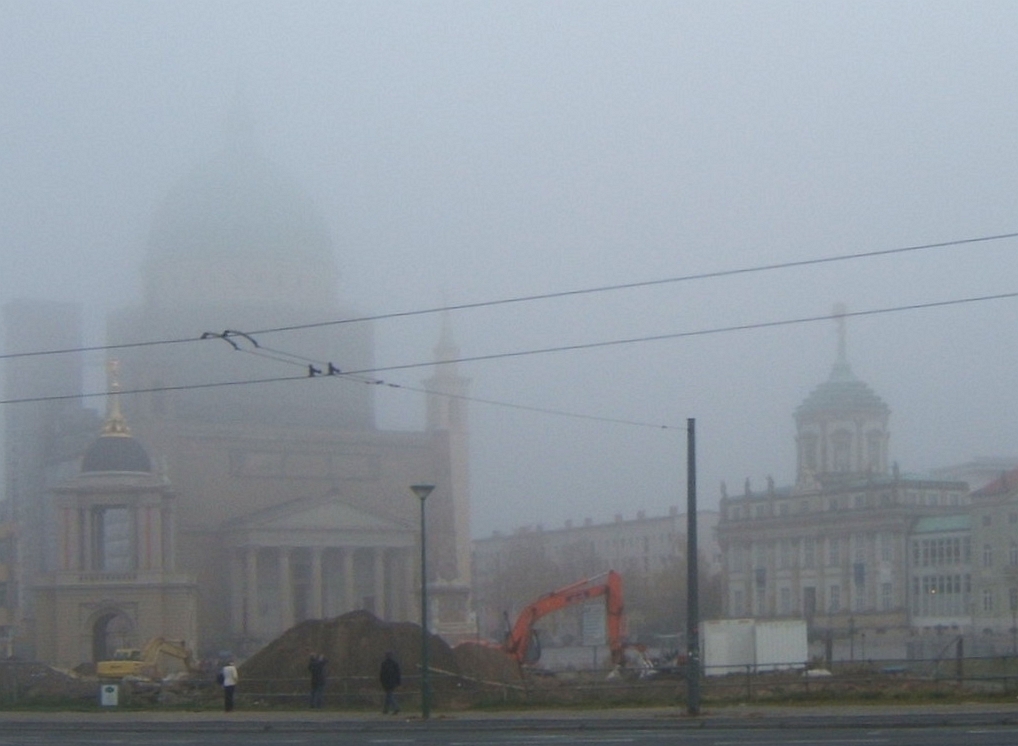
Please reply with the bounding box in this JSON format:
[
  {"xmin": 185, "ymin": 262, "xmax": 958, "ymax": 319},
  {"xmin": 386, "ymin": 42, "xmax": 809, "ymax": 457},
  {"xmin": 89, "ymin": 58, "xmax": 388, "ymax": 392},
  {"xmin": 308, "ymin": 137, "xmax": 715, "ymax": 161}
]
[
  {"xmin": 0, "ymin": 661, "xmax": 97, "ymax": 702},
  {"xmin": 240, "ymin": 610, "xmax": 452, "ymax": 692},
  {"xmin": 452, "ymin": 640, "xmax": 524, "ymax": 685},
  {"xmin": 239, "ymin": 611, "xmax": 522, "ymax": 695}
]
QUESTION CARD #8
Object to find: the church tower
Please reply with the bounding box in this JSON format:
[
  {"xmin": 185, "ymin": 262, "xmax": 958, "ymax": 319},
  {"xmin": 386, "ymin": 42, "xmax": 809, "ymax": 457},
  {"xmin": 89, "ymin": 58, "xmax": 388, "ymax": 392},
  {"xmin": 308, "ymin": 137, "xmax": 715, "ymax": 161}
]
[
  {"xmin": 422, "ymin": 315, "xmax": 474, "ymax": 639},
  {"xmin": 33, "ymin": 362, "xmax": 197, "ymax": 669},
  {"xmin": 794, "ymin": 306, "xmax": 890, "ymax": 490}
]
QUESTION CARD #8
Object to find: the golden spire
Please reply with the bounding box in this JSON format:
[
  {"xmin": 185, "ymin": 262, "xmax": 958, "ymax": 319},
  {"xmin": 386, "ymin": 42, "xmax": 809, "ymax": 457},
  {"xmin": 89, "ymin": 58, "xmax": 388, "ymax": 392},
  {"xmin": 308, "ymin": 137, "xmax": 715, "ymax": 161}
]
[{"xmin": 102, "ymin": 359, "xmax": 132, "ymax": 437}]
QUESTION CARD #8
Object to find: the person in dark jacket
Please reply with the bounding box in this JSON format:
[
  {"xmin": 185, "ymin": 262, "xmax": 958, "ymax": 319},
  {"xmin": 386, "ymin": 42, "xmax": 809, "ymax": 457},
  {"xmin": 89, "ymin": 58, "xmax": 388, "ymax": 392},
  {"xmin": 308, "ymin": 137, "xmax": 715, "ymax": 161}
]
[
  {"xmin": 308, "ymin": 653, "xmax": 327, "ymax": 709},
  {"xmin": 379, "ymin": 651, "xmax": 401, "ymax": 715}
]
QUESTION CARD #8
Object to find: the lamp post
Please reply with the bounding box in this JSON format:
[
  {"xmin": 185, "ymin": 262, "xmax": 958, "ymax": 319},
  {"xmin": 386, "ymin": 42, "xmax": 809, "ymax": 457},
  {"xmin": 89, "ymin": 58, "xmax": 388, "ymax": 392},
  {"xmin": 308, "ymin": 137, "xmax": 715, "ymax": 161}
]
[{"xmin": 411, "ymin": 484, "xmax": 435, "ymax": 719}]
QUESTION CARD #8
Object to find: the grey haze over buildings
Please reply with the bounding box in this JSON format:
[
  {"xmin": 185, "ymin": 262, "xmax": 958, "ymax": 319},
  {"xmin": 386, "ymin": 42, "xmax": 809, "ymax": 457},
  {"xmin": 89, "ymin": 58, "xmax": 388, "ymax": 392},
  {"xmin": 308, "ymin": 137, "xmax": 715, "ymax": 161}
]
[{"xmin": 2, "ymin": 1, "xmax": 1017, "ymax": 538}]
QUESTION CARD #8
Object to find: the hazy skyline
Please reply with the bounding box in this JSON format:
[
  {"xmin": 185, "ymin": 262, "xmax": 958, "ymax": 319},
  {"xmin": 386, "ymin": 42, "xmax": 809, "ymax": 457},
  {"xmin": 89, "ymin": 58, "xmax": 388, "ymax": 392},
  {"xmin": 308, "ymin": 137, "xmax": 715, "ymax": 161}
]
[{"xmin": 3, "ymin": 1, "xmax": 1017, "ymax": 537}]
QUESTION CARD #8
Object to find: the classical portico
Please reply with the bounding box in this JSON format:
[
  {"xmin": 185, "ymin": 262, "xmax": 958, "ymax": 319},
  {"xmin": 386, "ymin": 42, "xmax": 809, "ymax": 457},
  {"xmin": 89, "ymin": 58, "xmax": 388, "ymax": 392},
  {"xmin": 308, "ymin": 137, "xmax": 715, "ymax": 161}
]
[{"xmin": 223, "ymin": 493, "xmax": 417, "ymax": 647}]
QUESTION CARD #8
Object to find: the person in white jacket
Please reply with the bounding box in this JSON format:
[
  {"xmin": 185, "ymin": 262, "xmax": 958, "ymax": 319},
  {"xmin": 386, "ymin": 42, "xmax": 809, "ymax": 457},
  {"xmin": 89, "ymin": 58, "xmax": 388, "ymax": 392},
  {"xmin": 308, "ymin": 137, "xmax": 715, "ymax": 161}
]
[{"xmin": 220, "ymin": 660, "xmax": 239, "ymax": 712}]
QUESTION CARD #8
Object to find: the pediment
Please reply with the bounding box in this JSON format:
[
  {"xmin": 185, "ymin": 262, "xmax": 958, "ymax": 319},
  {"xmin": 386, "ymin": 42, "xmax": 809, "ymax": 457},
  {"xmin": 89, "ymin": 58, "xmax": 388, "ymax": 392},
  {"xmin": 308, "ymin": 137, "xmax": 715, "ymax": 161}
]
[{"xmin": 226, "ymin": 495, "xmax": 407, "ymax": 534}]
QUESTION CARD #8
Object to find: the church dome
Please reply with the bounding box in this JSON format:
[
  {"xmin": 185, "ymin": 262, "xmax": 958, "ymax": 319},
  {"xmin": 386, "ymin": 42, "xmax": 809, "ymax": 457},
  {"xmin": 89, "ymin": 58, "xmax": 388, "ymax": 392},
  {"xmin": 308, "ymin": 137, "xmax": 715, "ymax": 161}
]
[
  {"xmin": 796, "ymin": 359, "xmax": 889, "ymax": 417},
  {"xmin": 147, "ymin": 141, "xmax": 335, "ymax": 269},
  {"xmin": 81, "ymin": 434, "xmax": 152, "ymax": 474}
]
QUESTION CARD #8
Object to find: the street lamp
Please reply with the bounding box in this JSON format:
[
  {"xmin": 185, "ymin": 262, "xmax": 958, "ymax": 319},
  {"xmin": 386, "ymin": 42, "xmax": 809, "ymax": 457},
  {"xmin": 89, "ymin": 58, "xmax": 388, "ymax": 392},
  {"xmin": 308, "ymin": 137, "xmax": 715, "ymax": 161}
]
[{"xmin": 411, "ymin": 484, "xmax": 435, "ymax": 719}]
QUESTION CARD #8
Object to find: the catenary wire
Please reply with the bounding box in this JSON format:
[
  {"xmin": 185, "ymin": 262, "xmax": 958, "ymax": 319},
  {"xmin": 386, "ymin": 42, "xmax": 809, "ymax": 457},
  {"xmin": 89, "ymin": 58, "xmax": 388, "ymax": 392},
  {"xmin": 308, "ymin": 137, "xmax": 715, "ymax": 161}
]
[
  {"xmin": 0, "ymin": 230, "xmax": 1015, "ymax": 362},
  {"xmin": 3, "ymin": 291, "xmax": 1015, "ymax": 429}
]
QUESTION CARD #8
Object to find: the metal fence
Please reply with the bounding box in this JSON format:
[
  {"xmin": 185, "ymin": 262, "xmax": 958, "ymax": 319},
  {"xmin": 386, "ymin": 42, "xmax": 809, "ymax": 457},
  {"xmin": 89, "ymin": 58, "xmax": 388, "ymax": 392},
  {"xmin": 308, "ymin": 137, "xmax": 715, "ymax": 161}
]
[{"xmin": 3, "ymin": 654, "xmax": 1018, "ymax": 709}]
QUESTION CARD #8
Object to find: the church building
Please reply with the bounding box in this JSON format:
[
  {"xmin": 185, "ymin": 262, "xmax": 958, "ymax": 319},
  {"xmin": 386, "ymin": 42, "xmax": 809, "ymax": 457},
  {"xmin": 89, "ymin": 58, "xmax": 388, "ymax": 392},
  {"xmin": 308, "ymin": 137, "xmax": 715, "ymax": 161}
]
[{"xmin": 4, "ymin": 120, "xmax": 473, "ymax": 664}]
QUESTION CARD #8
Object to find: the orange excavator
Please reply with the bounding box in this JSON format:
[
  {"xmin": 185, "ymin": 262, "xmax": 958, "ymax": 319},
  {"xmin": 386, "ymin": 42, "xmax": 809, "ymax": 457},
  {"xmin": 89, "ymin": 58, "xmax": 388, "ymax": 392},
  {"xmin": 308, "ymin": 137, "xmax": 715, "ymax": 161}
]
[{"xmin": 502, "ymin": 570, "xmax": 625, "ymax": 667}]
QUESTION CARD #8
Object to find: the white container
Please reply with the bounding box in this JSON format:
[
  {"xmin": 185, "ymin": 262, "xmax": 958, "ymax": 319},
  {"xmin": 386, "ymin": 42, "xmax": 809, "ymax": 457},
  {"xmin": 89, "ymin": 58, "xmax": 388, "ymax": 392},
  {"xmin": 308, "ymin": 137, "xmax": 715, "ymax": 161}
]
[
  {"xmin": 754, "ymin": 619, "xmax": 807, "ymax": 672},
  {"xmin": 702, "ymin": 618, "xmax": 755, "ymax": 675}
]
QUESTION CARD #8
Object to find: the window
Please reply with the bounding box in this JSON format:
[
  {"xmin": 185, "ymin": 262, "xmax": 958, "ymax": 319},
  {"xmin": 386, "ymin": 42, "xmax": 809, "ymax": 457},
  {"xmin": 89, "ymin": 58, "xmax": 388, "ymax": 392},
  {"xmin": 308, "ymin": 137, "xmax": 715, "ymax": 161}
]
[
  {"xmin": 831, "ymin": 431, "xmax": 852, "ymax": 472},
  {"xmin": 983, "ymin": 588, "xmax": 995, "ymax": 613},
  {"xmin": 803, "ymin": 538, "xmax": 815, "ymax": 569},
  {"xmin": 828, "ymin": 537, "xmax": 841, "ymax": 566},
  {"xmin": 853, "ymin": 535, "xmax": 866, "ymax": 563},
  {"xmin": 803, "ymin": 586, "xmax": 817, "ymax": 618},
  {"xmin": 881, "ymin": 582, "xmax": 893, "ymax": 611},
  {"xmin": 880, "ymin": 534, "xmax": 893, "ymax": 563},
  {"xmin": 1010, "ymin": 543, "xmax": 1018, "ymax": 567},
  {"xmin": 779, "ymin": 540, "xmax": 791, "ymax": 570},
  {"xmin": 829, "ymin": 585, "xmax": 841, "ymax": 613},
  {"xmin": 983, "ymin": 544, "xmax": 994, "ymax": 568},
  {"xmin": 779, "ymin": 587, "xmax": 792, "ymax": 615},
  {"xmin": 801, "ymin": 435, "xmax": 818, "ymax": 474}
]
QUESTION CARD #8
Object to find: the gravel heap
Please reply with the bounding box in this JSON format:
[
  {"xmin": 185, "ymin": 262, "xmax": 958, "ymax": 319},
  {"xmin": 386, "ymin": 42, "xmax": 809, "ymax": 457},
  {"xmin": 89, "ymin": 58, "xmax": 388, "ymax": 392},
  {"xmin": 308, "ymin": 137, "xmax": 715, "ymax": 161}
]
[{"xmin": 239, "ymin": 610, "xmax": 521, "ymax": 695}]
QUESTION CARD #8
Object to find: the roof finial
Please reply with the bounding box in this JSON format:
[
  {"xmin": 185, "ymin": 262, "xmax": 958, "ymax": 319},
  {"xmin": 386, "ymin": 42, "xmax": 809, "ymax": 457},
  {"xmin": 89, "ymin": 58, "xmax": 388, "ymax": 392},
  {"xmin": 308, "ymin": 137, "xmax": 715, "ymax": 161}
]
[
  {"xmin": 828, "ymin": 302, "xmax": 855, "ymax": 382},
  {"xmin": 102, "ymin": 359, "xmax": 132, "ymax": 437},
  {"xmin": 833, "ymin": 302, "xmax": 848, "ymax": 365}
]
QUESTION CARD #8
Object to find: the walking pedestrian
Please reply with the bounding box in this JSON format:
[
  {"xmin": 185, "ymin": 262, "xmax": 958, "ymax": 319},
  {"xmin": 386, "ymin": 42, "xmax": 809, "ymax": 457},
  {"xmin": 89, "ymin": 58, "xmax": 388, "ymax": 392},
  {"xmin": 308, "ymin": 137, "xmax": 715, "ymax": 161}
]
[
  {"xmin": 220, "ymin": 659, "xmax": 239, "ymax": 712},
  {"xmin": 379, "ymin": 651, "xmax": 401, "ymax": 715},
  {"xmin": 308, "ymin": 652, "xmax": 327, "ymax": 709}
]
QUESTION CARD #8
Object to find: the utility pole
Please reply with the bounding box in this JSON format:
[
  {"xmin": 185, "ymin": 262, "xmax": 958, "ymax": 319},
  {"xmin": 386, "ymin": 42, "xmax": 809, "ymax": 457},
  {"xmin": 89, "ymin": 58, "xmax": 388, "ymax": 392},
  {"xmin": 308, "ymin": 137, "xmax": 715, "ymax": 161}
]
[{"xmin": 686, "ymin": 418, "xmax": 701, "ymax": 715}]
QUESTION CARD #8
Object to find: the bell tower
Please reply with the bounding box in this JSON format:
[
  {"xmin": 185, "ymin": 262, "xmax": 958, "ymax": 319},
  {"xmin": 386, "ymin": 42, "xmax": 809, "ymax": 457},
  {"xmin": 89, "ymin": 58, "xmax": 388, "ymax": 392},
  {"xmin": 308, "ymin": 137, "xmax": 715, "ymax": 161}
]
[{"xmin": 794, "ymin": 306, "xmax": 890, "ymax": 489}]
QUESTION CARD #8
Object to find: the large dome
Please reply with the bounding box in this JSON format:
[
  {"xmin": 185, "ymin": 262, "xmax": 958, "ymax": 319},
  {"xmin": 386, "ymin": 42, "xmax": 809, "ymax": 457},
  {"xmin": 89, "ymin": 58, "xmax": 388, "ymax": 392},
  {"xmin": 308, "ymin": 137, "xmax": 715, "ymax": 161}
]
[
  {"xmin": 141, "ymin": 138, "xmax": 340, "ymax": 310},
  {"xmin": 147, "ymin": 142, "xmax": 335, "ymax": 267}
]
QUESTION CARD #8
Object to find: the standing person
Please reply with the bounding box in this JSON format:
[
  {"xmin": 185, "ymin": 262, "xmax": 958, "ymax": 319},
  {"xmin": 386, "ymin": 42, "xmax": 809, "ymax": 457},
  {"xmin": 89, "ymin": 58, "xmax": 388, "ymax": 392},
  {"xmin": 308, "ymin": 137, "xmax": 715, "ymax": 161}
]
[
  {"xmin": 308, "ymin": 653, "xmax": 327, "ymax": 709},
  {"xmin": 220, "ymin": 659, "xmax": 239, "ymax": 712},
  {"xmin": 379, "ymin": 651, "xmax": 401, "ymax": 715}
]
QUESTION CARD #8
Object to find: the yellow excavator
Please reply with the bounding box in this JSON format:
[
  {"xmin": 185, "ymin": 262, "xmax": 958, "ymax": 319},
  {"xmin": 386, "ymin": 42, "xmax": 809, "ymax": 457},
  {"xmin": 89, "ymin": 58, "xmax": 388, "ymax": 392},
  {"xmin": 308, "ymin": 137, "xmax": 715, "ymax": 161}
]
[{"xmin": 96, "ymin": 637, "xmax": 200, "ymax": 680}]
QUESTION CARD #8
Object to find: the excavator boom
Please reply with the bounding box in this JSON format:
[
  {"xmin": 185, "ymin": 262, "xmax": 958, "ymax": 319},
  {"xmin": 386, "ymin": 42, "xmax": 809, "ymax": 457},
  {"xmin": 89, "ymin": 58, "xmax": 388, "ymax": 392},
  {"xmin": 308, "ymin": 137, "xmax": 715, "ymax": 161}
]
[{"xmin": 504, "ymin": 570, "xmax": 625, "ymax": 666}]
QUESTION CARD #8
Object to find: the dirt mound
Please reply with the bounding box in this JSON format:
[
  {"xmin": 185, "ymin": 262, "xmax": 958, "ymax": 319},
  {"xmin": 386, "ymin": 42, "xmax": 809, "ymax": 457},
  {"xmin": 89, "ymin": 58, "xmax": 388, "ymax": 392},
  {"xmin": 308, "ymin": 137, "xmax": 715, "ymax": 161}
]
[
  {"xmin": 239, "ymin": 610, "xmax": 461, "ymax": 693},
  {"xmin": 453, "ymin": 641, "xmax": 523, "ymax": 684},
  {"xmin": 0, "ymin": 661, "xmax": 98, "ymax": 702}
]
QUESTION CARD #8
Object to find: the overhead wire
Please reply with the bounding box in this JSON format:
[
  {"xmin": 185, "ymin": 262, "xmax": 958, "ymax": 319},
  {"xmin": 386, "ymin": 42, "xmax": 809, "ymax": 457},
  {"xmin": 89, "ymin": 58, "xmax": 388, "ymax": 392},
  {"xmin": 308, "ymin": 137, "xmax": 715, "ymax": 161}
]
[
  {"xmin": 3, "ymin": 291, "xmax": 1016, "ymax": 432},
  {"xmin": 1, "ymin": 229, "xmax": 1016, "ymax": 362}
]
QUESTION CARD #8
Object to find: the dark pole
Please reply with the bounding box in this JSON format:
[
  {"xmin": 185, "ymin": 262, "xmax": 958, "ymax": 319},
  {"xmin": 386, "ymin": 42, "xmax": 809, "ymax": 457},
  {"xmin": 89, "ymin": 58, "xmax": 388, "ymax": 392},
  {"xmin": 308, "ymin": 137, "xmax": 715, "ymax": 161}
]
[
  {"xmin": 686, "ymin": 418, "xmax": 701, "ymax": 715},
  {"xmin": 411, "ymin": 484, "xmax": 435, "ymax": 719}
]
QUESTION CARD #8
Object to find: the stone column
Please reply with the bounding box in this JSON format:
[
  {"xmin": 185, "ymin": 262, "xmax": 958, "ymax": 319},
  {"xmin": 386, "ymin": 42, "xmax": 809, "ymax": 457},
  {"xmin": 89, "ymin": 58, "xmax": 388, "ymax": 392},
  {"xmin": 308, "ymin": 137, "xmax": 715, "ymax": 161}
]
[
  {"xmin": 82, "ymin": 507, "xmax": 94, "ymax": 571},
  {"xmin": 404, "ymin": 548, "xmax": 417, "ymax": 624},
  {"xmin": 343, "ymin": 548, "xmax": 357, "ymax": 613},
  {"xmin": 230, "ymin": 549, "xmax": 244, "ymax": 637},
  {"xmin": 245, "ymin": 547, "xmax": 259, "ymax": 638},
  {"xmin": 373, "ymin": 547, "xmax": 386, "ymax": 618},
  {"xmin": 310, "ymin": 547, "xmax": 324, "ymax": 619},
  {"xmin": 279, "ymin": 547, "xmax": 294, "ymax": 631}
]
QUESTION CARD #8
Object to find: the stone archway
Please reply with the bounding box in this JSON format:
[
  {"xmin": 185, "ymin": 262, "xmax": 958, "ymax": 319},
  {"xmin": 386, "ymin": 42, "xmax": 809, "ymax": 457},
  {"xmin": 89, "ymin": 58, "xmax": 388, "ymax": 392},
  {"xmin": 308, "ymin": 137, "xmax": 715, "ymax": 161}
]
[{"xmin": 91, "ymin": 610, "xmax": 134, "ymax": 663}]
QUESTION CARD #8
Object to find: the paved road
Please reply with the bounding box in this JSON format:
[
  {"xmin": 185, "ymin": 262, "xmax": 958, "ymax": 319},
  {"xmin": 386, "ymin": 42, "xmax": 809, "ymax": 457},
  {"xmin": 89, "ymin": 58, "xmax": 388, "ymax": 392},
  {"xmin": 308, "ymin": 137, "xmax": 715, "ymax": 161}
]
[
  {"xmin": 1, "ymin": 724, "xmax": 1018, "ymax": 746},
  {"xmin": 0, "ymin": 704, "xmax": 1018, "ymax": 745}
]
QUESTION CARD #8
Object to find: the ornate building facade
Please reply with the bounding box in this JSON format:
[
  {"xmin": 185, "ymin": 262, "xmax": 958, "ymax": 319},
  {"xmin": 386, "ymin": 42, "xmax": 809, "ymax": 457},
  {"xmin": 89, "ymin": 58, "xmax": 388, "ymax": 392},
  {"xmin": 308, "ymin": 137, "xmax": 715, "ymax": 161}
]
[
  {"xmin": 717, "ymin": 316, "xmax": 968, "ymax": 660},
  {"xmin": 3, "ymin": 123, "xmax": 473, "ymax": 664}
]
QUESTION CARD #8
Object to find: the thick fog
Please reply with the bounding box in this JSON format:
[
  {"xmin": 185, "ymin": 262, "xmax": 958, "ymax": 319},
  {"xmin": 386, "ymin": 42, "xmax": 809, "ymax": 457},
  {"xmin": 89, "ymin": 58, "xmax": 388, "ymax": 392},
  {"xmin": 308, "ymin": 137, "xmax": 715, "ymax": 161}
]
[{"xmin": 2, "ymin": 2, "xmax": 1017, "ymax": 538}]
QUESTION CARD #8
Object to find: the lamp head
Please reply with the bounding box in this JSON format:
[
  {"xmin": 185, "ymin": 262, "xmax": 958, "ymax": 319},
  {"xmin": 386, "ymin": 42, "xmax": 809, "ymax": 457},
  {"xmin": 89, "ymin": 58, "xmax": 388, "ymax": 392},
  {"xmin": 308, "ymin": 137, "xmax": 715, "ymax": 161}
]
[{"xmin": 411, "ymin": 484, "xmax": 435, "ymax": 502}]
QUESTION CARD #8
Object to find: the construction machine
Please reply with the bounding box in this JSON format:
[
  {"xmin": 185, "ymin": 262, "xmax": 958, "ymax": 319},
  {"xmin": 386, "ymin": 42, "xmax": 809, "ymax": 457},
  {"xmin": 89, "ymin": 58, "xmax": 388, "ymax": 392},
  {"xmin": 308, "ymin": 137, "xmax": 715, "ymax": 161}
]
[
  {"xmin": 503, "ymin": 570, "xmax": 625, "ymax": 666},
  {"xmin": 96, "ymin": 637, "xmax": 200, "ymax": 680}
]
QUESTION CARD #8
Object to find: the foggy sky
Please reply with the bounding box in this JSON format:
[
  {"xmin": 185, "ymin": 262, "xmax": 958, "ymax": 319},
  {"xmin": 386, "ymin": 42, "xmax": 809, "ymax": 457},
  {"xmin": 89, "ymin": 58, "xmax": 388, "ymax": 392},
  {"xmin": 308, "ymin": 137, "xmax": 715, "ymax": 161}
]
[{"xmin": 2, "ymin": 1, "xmax": 1017, "ymax": 538}]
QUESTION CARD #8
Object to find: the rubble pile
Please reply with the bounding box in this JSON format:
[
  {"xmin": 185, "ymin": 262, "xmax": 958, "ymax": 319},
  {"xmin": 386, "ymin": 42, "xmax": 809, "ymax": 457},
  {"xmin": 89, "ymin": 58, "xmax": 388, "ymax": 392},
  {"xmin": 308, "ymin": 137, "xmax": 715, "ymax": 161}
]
[
  {"xmin": 452, "ymin": 640, "xmax": 524, "ymax": 685},
  {"xmin": 240, "ymin": 610, "xmax": 454, "ymax": 693},
  {"xmin": 0, "ymin": 661, "xmax": 96, "ymax": 703}
]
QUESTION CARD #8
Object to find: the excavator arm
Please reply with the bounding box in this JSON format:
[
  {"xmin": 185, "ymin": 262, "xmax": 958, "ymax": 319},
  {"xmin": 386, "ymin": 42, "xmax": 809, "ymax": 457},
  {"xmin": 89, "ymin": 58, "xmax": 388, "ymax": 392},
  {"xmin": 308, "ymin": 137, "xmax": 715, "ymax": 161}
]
[{"xmin": 504, "ymin": 570, "xmax": 625, "ymax": 666}]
